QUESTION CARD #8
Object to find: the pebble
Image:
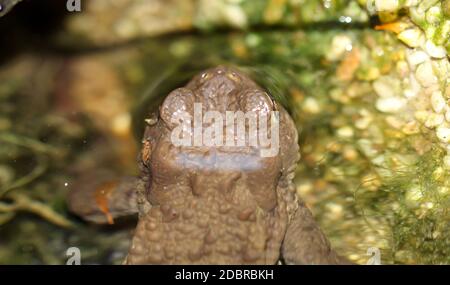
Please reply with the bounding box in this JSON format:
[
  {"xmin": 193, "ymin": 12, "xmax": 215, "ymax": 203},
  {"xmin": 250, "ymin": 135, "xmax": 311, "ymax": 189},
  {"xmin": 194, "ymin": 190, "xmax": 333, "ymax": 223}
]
[
  {"xmin": 423, "ymin": 202, "xmax": 434, "ymax": 209},
  {"xmin": 436, "ymin": 125, "xmax": 450, "ymax": 143},
  {"xmin": 406, "ymin": 50, "xmax": 429, "ymax": 67},
  {"xmin": 415, "ymin": 61, "xmax": 438, "ymax": 87},
  {"xmin": 326, "ymin": 203, "xmax": 343, "ymax": 218},
  {"xmin": 327, "ymin": 35, "xmax": 353, "ymax": 61},
  {"xmin": 225, "ymin": 5, "xmax": 248, "ymax": 28},
  {"xmin": 398, "ymin": 29, "xmax": 424, "ymax": 48},
  {"xmin": 425, "ymin": 113, "xmax": 444, "ymax": 129},
  {"xmin": 376, "ymin": 97, "xmax": 407, "ymax": 113},
  {"xmin": 424, "ymin": 40, "xmax": 447, "ymax": 59},
  {"xmin": 403, "ymin": 74, "xmax": 421, "ymax": 98},
  {"xmin": 402, "ymin": 121, "xmax": 420, "ymax": 135},
  {"xmin": 355, "ymin": 116, "xmax": 372, "ymax": 130},
  {"xmin": 337, "ymin": 126, "xmax": 354, "ymax": 138},
  {"xmin": 375, "ymin": 0, "xmax": 399, "ymax": 11},
  {"xmin": 303, "ymin": 97, "xmax": 321, "ymax": 114},
  {"xmin": 425, "ymin": 6, "xmax": 443, "ymax": 26},
  {"xmin": 373, "ymin": 77, "xmax": 397, "ymax": 98},
  {"xmin": 431, "ymin": 91, "xmax": 446, "ymax": 113}
]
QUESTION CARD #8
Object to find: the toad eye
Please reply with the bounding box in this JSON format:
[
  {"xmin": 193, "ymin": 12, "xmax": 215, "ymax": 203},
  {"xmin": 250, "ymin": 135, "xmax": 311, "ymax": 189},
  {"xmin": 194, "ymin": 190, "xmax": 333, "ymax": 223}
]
[
  {"xmin": 144, "ymin": 113, "xmax": 158, "ymax": 126},
  {"xmin": 200, "ymin": 72, "xmax": 211, "ymax": 81},
  {"xmin": 226, "ymin": 72, "xmax": 240, "ymax": 83}
]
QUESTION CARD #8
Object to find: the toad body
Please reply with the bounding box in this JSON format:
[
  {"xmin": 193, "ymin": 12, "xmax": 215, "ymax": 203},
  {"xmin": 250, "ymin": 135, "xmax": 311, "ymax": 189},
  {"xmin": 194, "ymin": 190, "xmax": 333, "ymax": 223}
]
[{"xmin": 68, "ymin": 66, "xmax": 350, "ymax": 265}]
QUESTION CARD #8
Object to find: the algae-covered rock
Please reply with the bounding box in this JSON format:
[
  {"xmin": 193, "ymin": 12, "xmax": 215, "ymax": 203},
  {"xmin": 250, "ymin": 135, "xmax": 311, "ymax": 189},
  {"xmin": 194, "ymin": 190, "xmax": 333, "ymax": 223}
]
[
  {"xmin": 61, "ymin": 0, "xmax": 369, "ymax": 46},
  {"xmin": 360, "ymin": 0, "xmax": 450, "ymax": 53}
]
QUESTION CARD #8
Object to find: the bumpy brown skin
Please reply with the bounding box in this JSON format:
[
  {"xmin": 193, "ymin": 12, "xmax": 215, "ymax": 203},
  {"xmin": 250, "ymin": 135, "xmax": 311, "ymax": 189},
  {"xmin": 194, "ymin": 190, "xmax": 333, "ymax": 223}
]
[{"xmin": 68, "ymin": 66, "xmax": 350, "ymax": 265}]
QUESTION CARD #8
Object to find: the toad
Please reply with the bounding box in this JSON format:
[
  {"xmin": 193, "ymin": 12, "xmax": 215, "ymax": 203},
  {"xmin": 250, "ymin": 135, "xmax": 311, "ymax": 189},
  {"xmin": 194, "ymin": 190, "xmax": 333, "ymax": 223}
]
[{"xmin": 68, "ymin": 66, "xmax": 350, "ymax": 265}]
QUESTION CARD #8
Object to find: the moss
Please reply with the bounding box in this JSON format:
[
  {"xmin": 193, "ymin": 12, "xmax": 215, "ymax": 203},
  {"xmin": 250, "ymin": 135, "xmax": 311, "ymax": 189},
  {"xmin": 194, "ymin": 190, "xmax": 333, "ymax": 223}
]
[{"xmin": 355, "ymin": 147, "xmax": 450, "ymax": 264}]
